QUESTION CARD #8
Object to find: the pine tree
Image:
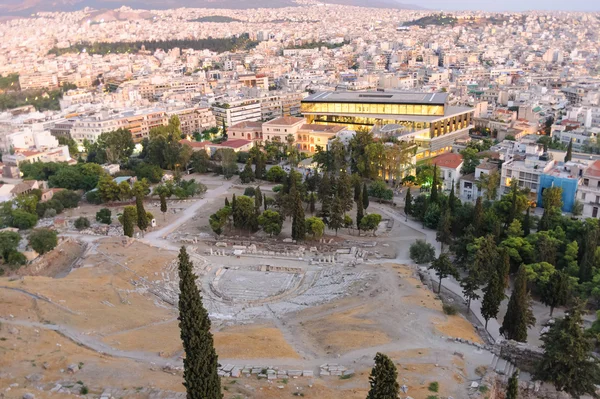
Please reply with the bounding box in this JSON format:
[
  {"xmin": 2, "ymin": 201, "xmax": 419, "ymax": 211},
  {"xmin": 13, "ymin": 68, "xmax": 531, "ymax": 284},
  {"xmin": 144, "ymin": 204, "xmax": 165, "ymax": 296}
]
[
  {"xmin": 436, "ymin": 209, "xmax": 452, "ymax": 252},
  {"xmin": 356, "ymin": 189, "xmax": 365, "ymax": 235},
  {"xmin": 136, "ymin": 194, "xmax": 148, "ymax": 235},
  {"xmin": 430, "ymin": 164, "xmax": 439, "ymax": 203},
  {"xmin": 366, "ymin": 352, "xmax": 400, "ymax": 399},
  {"xmin": 473, "ymin": 197, "xmax": 484, "ymax": 237},
  {"xmin": 224, "ymin": 197, "xmax": 230, "ymax": 207},
  {"xmin": 177, "ymin": 247, "xmax": 221, "ymax": 399},
  {"xmin": 362, "ymin": 182, "xmax": 370, "ymax": 210},
  {"xmin": 523, "ymin": 206, "xmax": 531, "ymax": 236},
  {"xmin": 535, "ymin": 302, "xmax": 600, "ymax": 398},
  {"xmin": 500, "ymin": 265, "xmax": 536, "ymax": 342},
  {"xmin": 160, "ymin": 193, "xmax": 167, "ymax": 220},
  {"xmin": 429, "ymin": 253, "xmax": 458, "ymax": 294},
  {"xmin": 481, "ymin": 269, "xmax": 505, "ymax": 330},
  {"xmin": 448, "ymin": 181, "xmax": 457, "ymax": 213},
  {"xmin": 565, "ymin": 139, "xmax": 573, "ymax": 162},
  {"xmin": 540, "ymin": 270, "xmax": 570, "ymax": 316},
  {"xmin": 122, "ymin": 206, "xmax": 135, "ymax": 237},
  {"xmin": 506, "ymin": 370, "xmax": 519, "ymax": 399},
  {"xmin": 263, "ymin": 194, "xmax": 267, "ymax": 211},
  {"xmin": 292, "ymin": 196, "xmax": 306, "ymax": 241},
  {"xmin": 404, "ymin": 187, "xmax": 413, "ymax": 216},
  {"xmin": 255, "ymin": 186, "xmax": 263, "ymax": 211},
  {"xmin": 329, "ymin": 196, "xmax": 344, "ymax": 235}
]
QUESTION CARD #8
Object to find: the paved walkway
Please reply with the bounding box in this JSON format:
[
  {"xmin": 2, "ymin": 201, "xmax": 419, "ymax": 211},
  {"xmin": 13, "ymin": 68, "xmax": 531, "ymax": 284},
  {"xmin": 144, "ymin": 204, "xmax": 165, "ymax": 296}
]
[{"xmin": 374, "ymin": 204, "xmax": 501, "ymax": 342}]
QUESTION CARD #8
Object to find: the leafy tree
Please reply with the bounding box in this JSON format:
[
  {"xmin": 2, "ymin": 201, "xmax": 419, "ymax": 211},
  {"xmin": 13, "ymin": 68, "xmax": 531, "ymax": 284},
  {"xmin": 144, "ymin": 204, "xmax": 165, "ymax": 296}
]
[
  {"xmin": 265, "ymin": 165, "xmax": 287, "ymax": 183},
  {"xmin": 476, "ymin": 170, "xmax": 500, "ymax": 201},
  {"xmin": 579, "ymin": 219, "xmax": 599, "ymax": 283},
  {"xmin": 0, "ymin": 231, "xmax": 21, "ymax": 261},
  {"xmin": 255, "ymin": 186, "xmax": 263, "ymax": 211},
  {"xmin": 429, "ymin": 253, "xmax": 458, "ymax": 293},
  {"xmin": 74, "ymin": 217, "xmax": 90, "ymax": 230},
  {"xmin": 160, "ymin": 193, "xmax": 168, "ymax": 220},
  {"xmin": 134, "ymin": 162, "xmax": 164, "ymax": 183},
  {"xmin": 539, "ymin": 186, "xmax": 563, "ymax": 230},
  {"xmin": 240, "ymin": 161, "xmax": 255, "ymax": 184},
  {"xmin": 7, "ymin": 250, "xmax": 27, "ymax": 268},
  {"xmin": 473, "ymin": 197, "xmax": 484, "ymax": 236},
  {"xmin": 52, "ymin": 190, "xmax": 80, "ymax": 209},
  {"xmin": 258, "ymin": 210, "xmax": 283, "ymax": 237},
  {"xmin": 565, "ymin": 139, "xmax": 572, "ymax": 162},
  {"xmin": 366, "ymin": 352, "xmax": 400, "ymax": 399},
  {"xmin": 409, "ymin": 239, "xmax": 435, "ymax": 264},
  {"xmin": 507, "ymin": 219, "xmax": 524, "ymax": 238},
  {"xmin": 343, "ymin": 215, "xmax": 353, "ymax": 232},
  {"xmin": 360, "ymin": 213, "xmax": 383, "ymax": 236},
  {"xmin": 209, "ymin": 206, "xmax": 232, "ymax": 236},
  {"xmin": 460, "ymin": 147, "xmax": 480, "ymax": 174},
  {"xmin": 233, "ymin": 195, "xmax": 256, "ymax": 232},
  {"xmin": 423, "ymin": 202, "xmax": 442, "ymax": 229},
  {"xmin": 448, "ymin": 182, "xmax": 458, "ymax": 213},
  {"xmin": 122, "ymin": 206, "xmax": 136, "ymax": 237},
  {"xmin": 535, "ymin": 302, "xmax": 600, "ymax": 398},
  {"xmin": 14, "ymin": 194, "xmax": 38, "ymax": 214},
  {"xmin": 118, "ymin": 181, "xmax": 133, "ymax": 201},
  {"xmin": 29, "ymin": 228, "xmax": 58, "ymax": 254},
  {"xmin": 190, "ymin": 150, "xmax": 211, "ymax": 173},
  {"xmin": 329, "ymin": 196, "xmax": 344, "ymax": 235},
  {"xmin": 11, "ymin": 209, "xmax": 38, "ymax": 230},
  {"xmin": 540, "ymin": 270, "xmax": 571, "ymax": 316},
  {"xmin": 97, "ymin": 175, "xmax": 120, "ymax": 203},
  {"xmin": 177, "ymin": 246, "xmax": 221, "ymax": 399},
  {"xmin": 214, "ymin": 148, "xmax": 237, "ymax": 179},
  {"xmin": 481, "ymin": 268, "xmax": 505, "ymax": 330},
  {"xmin": 436, "ymin": 209, "xmax": 452, "ymax": 252},
  {"xmin": 93, "ymin": 128, "xmax": 135, "ymax": 164},
  {"xmin": 96, "ymin": 208, "xmax": 112, "ymax": 225},
  {"xmin": 506, "ymin": 370, "xmax": 519, "ymax": 399},
  {"xmin": 368, "ymin": 180, "xmax": 393, "ymax": 201},
  {"xmin": 243, "ymin": 187, "xmax": 256, "ymax": 197},
  {"xmin": 305, "ymin": 217, "xmax": 326, "ymax": 239},
  {"xmin": 523, "ymin": 207, "xmax": 531, "ymax": 236},
  {"xmin": 500, "ymin": 265, "xmax": 536, "ymax": 342},
  {"xmin": 86, "ymin": 190, "xmax": 103, "ymax": 205}
]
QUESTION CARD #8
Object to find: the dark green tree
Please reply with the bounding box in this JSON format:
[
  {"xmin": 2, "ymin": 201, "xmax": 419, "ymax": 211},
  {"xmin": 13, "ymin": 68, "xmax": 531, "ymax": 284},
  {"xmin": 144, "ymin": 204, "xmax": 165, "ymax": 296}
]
[
  {"xmin": 430, "ymin": 164, "xmax": 439, "ymax": 203},
  {"xmin": 263, "ymin": 194, "xmax": 268, "ymax": 211},
  {"xmin": 29, "ymin": 228, "xmax": 58, "ymax": 254},
  {"xmin": 500, "ymin": 265, "xmax": 536, "ymax": 342},
  {"xmin": 356, "ymin": 189, "xmax": 365, "ymax": 234},
  {"xmin": 404, "ymin": 187, "xmax": 413, "ymax": 217},
  {"xmin": 240, "ymin": 161, "xmax": 255, "ymax": 184},
  {"xmin": 255, "ymin": 186, "xmax": 263, "ymax": 211},
  {"xmin": 96, "ymin": 208, "xmax": 112, "ymax": 225},
  {"xmin": 291, "ymin": 196, "xmax": 306, "ymax": 241},
  {"xmin": 448, "ymin": 181, "xmax": 457, "ymax": 213},
  {"xmin": 362, "ymin": 182, "xmax": 370, "ymax": 210},
  {"xmin": 136, "ymin": 194, "xmax": 148, "ymax": 235},
  {"xmin": 122, "ymin": 206, "xmax": 135, "ymax": 237},
  {"xmin": 160, "ymin": 193, "xmax": 168, "ymax": 220},
  {"xmin": 506, "ymin": 370, "xmax": 519, "ymax": 399},
  {"xmin": 436, "ymin": 209, "xmax": 452, "ymax": 252},
  {"xmin": 366, "ymin": 352, "xmax": 400, "ymax": 399},
  {"xmin": 540, "ymin": 270, "xmax": 570, "ymax": 316},
  {"xmin": 535, "ymin": 302, "xmax": 600, "ymax": 399},
  {"xmin": 329, "ymin": 196, "xmax": 344, "ymax": 235},
  {"xmin": 473, "ymin": 197, "xmax": 484, "ymax": 237},
  {"xmin": 481, "ymin": 269, "xmax": 505, "ymax": 330},
  {"xmin": 177, "ymin": 246, "xmax": 221, "ymax": 399},
  {"xmin": 565, "ymin": 139, "xmax": 572, "ymax": 162},
  {"xmin": 429, "ymin": 253, "xmax": 458, "ymax": 294},
  {"xmin": 523, "ymin": 206, "xmax": 531, "ymax": 236}
]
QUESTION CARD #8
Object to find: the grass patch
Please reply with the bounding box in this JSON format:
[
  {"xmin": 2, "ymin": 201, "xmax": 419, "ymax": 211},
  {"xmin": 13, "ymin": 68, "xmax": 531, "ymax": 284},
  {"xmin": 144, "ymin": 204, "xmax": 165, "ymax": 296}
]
[
  {"xmin": 443, "ymin": 303, "xmax": 458, "ymax": 315},
  {"xmin": 340, "ymin": 374, "xmax": 354, "ymax": 380},
  {"xmin": 428, "ymin": 381, "xmax": 439, "ymax": 392},
  {"xmin": 479, "ymin": 385, "xmax": 489, "ymax": 393},
  {"xmin": 426, "ymin": 396, "xmax": 439, "ymax": 399},
  {"xmin": 229, "ymin": 380, "xmax": 237, "ymax": 384},
  {"xmin": 281, "ymin": 378, "xmax": 288, "ymax": 384},
  {"xmin": 80, "ymin": 385, "xmax": 89, "ymax": 395}
]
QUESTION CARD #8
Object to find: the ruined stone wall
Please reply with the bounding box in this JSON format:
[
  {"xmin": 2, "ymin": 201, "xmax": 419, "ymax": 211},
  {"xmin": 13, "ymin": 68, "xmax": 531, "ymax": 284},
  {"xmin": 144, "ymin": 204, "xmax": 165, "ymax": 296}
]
[{"xmin": 498, "ymin": 340, "xmax": 544, "ymax": 374}]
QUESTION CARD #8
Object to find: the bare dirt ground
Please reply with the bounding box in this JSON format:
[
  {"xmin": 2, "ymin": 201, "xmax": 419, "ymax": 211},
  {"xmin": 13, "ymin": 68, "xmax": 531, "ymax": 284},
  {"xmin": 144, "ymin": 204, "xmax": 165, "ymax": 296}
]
[{"xmin": 0, "ymin": 176, "xmax": 494, "ymax": 399}]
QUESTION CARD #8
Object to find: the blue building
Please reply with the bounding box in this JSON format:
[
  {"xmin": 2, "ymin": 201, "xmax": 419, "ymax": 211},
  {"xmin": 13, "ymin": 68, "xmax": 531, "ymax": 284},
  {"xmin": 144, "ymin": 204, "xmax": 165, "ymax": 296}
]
[{"xmin": 537, "ymin": 162, "xmax": 584, "ymax": 213}]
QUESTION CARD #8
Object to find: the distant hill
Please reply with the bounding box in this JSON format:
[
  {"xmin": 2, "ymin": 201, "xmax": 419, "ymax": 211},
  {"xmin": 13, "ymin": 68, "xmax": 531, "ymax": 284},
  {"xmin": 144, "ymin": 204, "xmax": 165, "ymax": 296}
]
[
  {"xmin": 0, "ymin": 0, "xmax": 297, "ymax": 17},
  {"xmin": 319, "ymin": 0, "xmax": 424, "ymax": 9}
]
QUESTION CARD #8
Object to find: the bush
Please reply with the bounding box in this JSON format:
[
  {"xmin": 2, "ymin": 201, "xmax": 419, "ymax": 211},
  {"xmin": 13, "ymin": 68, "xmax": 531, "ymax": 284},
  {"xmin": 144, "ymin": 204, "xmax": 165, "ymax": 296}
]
[
  {"xmin": 96, "ymin": 208, "xmax": 112, "ymax": 225},
  {"xmin": 29, "ymin": 228, "xmax": 58, "ymax": 254},
  {"xmin": 409, "ymin": 239, "xmax": 436, "ymax": 264},
  {"xmin": 272, "ymin": 184, "xmax": 283, "ymax": 193},
  {"xmin": 85, "ymin": 190, "xmax": 103, "ymax": 205},
  {"xmin": 11, "ymin": 209, "xmax": 38, "ymax": 230},
  {"xmin": 134, "ymin": 162, "xmax": 164, "ymax": 183},
  {"xmin": 74, "ymin": 217, "xmax": 90, "ymax": 230},
  {"xmin": 368, "ymin": 180, "xmax": 394, "ymax": 201},
  {"xmin": 43, "ymin": 208, "xmax": 57, "ymax": 219},
  {"xmin": 243, "ymin": 187, "xmax": 256, "ymax": 197},
  {"xmin": 52, "ymin": 190, "xmax": 80, "ymax": 208},
  {"xmin": 266, "ymin": 166, "xmax": 287, "ymax": 183},
  {"xmin": 442, "ymin": 304, "xmax": 458, "ymax": 315},
  {"xmin": 428, "ymin": 382, "xmax": 439, "ymax": 393},
  {"xmin": 7, "ymin": 250, "xmax": 27, "ymax": 268}
]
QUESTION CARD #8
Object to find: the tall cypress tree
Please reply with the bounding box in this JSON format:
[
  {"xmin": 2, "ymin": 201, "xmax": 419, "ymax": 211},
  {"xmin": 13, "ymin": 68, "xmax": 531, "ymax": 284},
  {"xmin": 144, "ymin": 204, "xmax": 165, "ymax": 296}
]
[
  {"xmin": 136, "ymin": 194, "xmax": 148, "ymax": 235},
  {"xmin": 541, "ymin": 270, "xmax": 570, "ymax": 316},
  {"xmin": 523, "ymin": 206, "xmax": 531, "ymax": 236},
  {"xmin": 255, "ymin": 186, "xmax": 263, "ymax": 210},
  {"xmin": 436, "ymin": 209, "xmax": 452, "ymax": 252},
  {"xmin": 224, "ymin": 197, "xmax": 230, "ymax": 207},
  {"xmin": 160, "ymin": 193, "xmax": 168, "ymax": 221},
  {"xmin": 404, "ymin": 187, "xmax": 413, "ymax": 217},
  {"xmin": 263, "ymin": 194, "xmax": 267, "ymax": 211},
  {"xmin": 362, "ymin": 182, "xmax": 370, "ymax": 210},
  {"xmin": 448, "ymin": 181, "xmax": 457, "ymax": 213},
  {"xmin": 231, "ymin": 194, "xmax": 237, "ymax": 226},
  {"xmin": 500, "ymin": 265, "xmax": 536, "ymax": 342},
  {"xmin": 329, "ymin": 196, "xmax": 344, "ymax": 235},
  {"xmin": 506, "ymin": 370, "xmax": 519, "ymax": 399},
  {"xmin": 367, "ymin": 352, "xmax": 400, "ymax": 399},
  {"xmin": 565, "ymin": 139, "xmax": 573, "ymax": 162},
  {"xmin": 177, "ymin": 247, "xmax": 221, "ymax": 399},
  {"xmin": 356, "ymin": 189, "xmax": 365, "ymax": 234},
  {"xmin": 481, "ymin": 268, "xmax": 505, "ymax": 330},
  {"xmin": 507, "ymin": 181, "xmax": 519, "ymax": 228},
  {"xmin": 473, "ymin": 197, "xmax": 484, "ymax": 237},
  {"xmin": 535, "ymin": 302, "xmax": 600, "ymax": 398},
  {"xmin": 430, "ymin": 164, "xmax": 439, "ymax": 203}
]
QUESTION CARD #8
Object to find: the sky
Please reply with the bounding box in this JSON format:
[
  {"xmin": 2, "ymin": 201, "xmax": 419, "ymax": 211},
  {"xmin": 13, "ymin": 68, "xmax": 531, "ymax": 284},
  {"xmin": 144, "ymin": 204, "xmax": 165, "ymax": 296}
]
[{"xmin": 413, "ymin": 0, "xmax": 600, "ymax": 12}]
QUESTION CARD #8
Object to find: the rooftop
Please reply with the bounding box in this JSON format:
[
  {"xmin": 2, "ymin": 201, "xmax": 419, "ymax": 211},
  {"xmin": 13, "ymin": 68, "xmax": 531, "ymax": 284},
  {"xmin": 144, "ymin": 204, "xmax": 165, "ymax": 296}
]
[
  {"xmin": 432, "ymin": 153, "xmax": 463, "ymax": 170},
  {"xmin": 229, "ymin": 121, "xmax": 263, "ymax": 129},
  {"xmin": 212, "ymin": 139, "xmax": 253, "ymax": 149},
  {"xmin": 300, "ymin": 124, "xmax": 346, "ymax": 133},
  {"xmin": 263, "ymin": 116, "xmax": 305, "ymax": 126},
  {"xmin": 584, "ymin": 160, "xmax": 600, "ymax": 178},
  {"xmin": 303, "ymin": 91, "xmax": 448, "ymax": 105}
]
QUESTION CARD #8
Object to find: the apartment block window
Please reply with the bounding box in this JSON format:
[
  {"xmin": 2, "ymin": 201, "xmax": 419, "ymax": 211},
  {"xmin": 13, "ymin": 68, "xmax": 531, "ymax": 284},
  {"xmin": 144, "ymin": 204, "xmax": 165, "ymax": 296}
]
[{"xmin": 584, "ymin": 178, "xmax": 589, "ymax": 186}]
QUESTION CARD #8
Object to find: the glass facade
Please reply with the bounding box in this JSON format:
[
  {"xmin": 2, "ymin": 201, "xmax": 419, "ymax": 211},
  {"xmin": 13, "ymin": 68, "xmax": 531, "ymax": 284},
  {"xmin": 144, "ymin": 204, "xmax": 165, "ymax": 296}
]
[
  {"xmin": 301, "ymin": 102, "xmax": 444, "ymax": 116},
  {"xmin": 307, "ymin": 114, "xmax": 430, "ymax": 132}
]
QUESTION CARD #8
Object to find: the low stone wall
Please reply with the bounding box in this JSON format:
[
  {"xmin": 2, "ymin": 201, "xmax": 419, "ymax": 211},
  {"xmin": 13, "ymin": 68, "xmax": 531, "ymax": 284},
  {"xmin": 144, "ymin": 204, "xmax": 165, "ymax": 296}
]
[{"xmin": 498, "ymin": 340, "xmax": 544, "ymax": 373}]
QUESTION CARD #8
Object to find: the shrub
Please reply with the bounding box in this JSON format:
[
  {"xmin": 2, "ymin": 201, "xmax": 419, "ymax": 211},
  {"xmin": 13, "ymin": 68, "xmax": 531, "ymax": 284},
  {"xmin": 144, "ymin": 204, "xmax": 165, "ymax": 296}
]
[
  {"xmin": 134, "ymin": 162, "xmax": 164, "ymax": 183},
  {"xmin": 43, "ymin": 208, "xmax": 57, "ymax": 219},
  {"xmin": 428, "ymin": 382, "xmax": 439, "ymax": 392},
  {"xmin": 74, "ymin": 217, "xmax": 90, "ymax": 230},
  {"xmin": 409, "ymin": 239, "xmax": 436, "ymax": 264},
  {"xmin": 96, "ymin": 208, "xmax": 112, "ymax": 225},
  {"xmin": 85, "ymin": 190, "xmax": 103, "ymax": 205},
  {"xmin": 7, "ymin": 250, "xmax": 27, "ymax": 268},
  {"xmin": 266, "ymin": 166, "xmax": 287, "ymax": 183},
  {"xmin": 442, "ymin": 304, "xmax": 458, "ymax": 315},
  {"xmin": 272, "ymin": 184, "xmax": 283, "ymax": 193},
  {"xmin": 11, "ymin": 209, "xmax": 38, "ymax": 230},
  {"xmin": 243, "ymin": 187, "xmax": 256, "ymax": 197},
  {"xmin": 29, "ymin": 228, "xmax": 58, "ymax": 254},
  {"xmin": 80, "ymin": 385, "xmax": 88, "ymax": 395},
  {"xmin": 52, "ymin": 190, "xmax": 81, "ymax": 208}
]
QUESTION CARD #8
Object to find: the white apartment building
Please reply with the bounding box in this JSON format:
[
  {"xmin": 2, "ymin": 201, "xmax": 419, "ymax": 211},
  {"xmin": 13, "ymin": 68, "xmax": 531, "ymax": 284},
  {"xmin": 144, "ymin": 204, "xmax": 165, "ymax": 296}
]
[
  {"xmin": 431, "ymin": 153, "xmax": 463, "ymax": 193},
  {"xmin": 6, "ymin": 129, "xmax": 59, "ymax": 151},
  {"xmin": 59, "ymin": 89, "xmax": 95, "ymax": 110},
  {"xmin": 212, "ymin": 99, "xmax": 262, "ymax": 127},
  {"xmin": 18, "ymin": 72, "xmax": 59, "ymax": 90},
  {"xmin": 501, "ymin": 156, "xmax": 555, "ymax": 198},
  {"xmin": 577, "ymin": 160, "xmax": 600, "ymax": 219},
  {"xmin": 459, "ymin": 161, "xmax": 498, "ymax": 201}
]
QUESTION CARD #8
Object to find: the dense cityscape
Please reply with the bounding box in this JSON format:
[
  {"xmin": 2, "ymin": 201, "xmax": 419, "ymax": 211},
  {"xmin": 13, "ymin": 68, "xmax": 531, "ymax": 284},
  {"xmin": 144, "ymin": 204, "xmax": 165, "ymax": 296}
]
[{"xmin": 1, "ymin": 1, "xmax": 600, "ymax": 398}]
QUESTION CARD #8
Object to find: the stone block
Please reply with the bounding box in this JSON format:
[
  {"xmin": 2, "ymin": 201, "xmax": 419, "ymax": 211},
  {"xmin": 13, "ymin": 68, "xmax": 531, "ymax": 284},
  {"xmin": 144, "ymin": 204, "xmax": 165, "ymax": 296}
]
[
  {"xmin": 288, "ymin": 370, "xmax": 302, "ymax": 377},
  {"xmin": 231, "ymin": 367, "xmax": 241, "ymax": 378},
  {"xmin": 302, "ymin": 370, "xmax": 313, "ymax": 377}
]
